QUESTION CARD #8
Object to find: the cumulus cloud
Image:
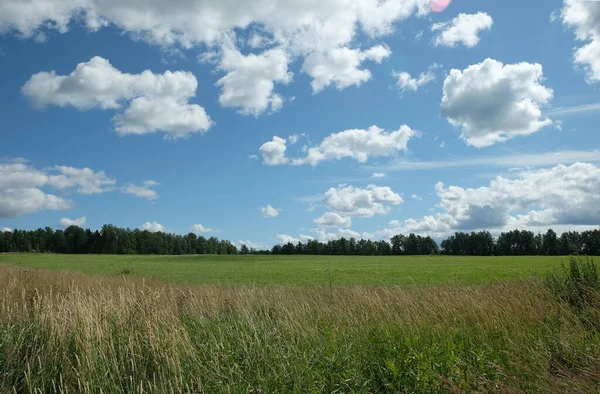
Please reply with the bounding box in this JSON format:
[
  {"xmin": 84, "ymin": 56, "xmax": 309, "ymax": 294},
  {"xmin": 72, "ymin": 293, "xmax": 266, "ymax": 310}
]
[
  {"xmin": 48, "ymin": 166, "xmax": 115, "ymax": 194},
  {"xmin": 0, "ymin": 0, "xmax": 429, "ymax": 49},
  {"xmin": 561, "ymin": 0, "xmax": 600, "ymax": 84},
  {"xmin": 392, "ymin": 64, "xmax": 438, "ymax": 92},
  {"xmin": 190, "ymin": 223, "xmax": 219, "ymax": 233},
  {"xmin": 58, "ymin": 216, "xmax": 86, "ymax": 228},
  {"xmin": 372, "ymin": 172, "xmax": 387, "ymax": 178},
  {"xmin": 312, "ymin": 227, "xmax": 362, "ymax": 242},
  {"xmin": 314, "ymin": 212, "xmax": 352, "ymax": 228},
  {"xmin": 276, "ymin": 233, "xmax": 314, "ymax": 245},
  {"xmin": 2, "ymin": 0, "xmax": 430, "ymax": 112},
  {"xmin": 324, "ymin": 184, "xmax": 403, "ymax": 217},
  {"xmin": 139, "ymin": 221, "xmax": 165, "ymax": 232},
  {"xmin": 378, "ymin": 162, "xmax": 600, "ymax": 239},
  {"xmin": 262, "ymin": 204, "xmax": 281, "ymax": 218},
  {"xmin": 302, "ymin": 45, "xmax": 391, "ymax": 93},
  {"xmin": 1, "ymin": 228, "xmax": 11, "ymax": 232},
  {"xmin": 121, "ymin": 180, "xmax": 159, "ymax": 200},
  {"xmin": 260, "ymin": 125, "xmax": 417, "ymax": 166},
  {"xmin": 0, "ymin": 161, "xmax": 115, "ymax": 218},
  {"xmin": 236, "ymin": 240, "xmax": 266, "ymax": 250},
  {"xmin": 432, "ymin": 12, "xmax": 493, "ymax": 47},
  {"xmin": 216, "ymin": 46, "xmax": 292, "ymax": 116},
  {"xmin": 259, "ymin": 136, "xmax": 288, "ymax": 165},
  {"xmin": 22, "ymin": 56, "xmax": 212, "ymax": 138},
  {"xmin": 441, "ymin": 58, "xmax": 553, "ymax": 147},
  {"xmin": 411, "ymin": 194, "xmax": 422, "ymax": 200}
]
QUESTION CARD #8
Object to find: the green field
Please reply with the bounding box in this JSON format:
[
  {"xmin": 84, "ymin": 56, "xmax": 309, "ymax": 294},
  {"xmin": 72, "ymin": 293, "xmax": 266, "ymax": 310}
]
[{"xmin": 0, "ymin": 253, "xmax": 570, "ymax": 286}]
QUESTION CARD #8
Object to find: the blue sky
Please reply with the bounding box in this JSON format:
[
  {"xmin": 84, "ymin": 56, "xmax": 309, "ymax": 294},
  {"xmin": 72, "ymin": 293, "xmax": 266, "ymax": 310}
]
[{"xmin": 1, "ymin": 0, "xmax": 599, "ymax": 248}]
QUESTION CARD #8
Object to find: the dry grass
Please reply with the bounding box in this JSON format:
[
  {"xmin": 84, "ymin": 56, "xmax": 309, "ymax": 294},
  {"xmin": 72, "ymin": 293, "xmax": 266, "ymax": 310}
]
[{"xmin": 1, "ymin": 264, "xmax": 599, "ymax": 393}]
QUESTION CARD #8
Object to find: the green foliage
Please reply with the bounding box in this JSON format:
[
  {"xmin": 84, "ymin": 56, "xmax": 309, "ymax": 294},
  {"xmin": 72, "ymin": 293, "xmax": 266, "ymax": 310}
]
[{"xmin": 546, "ymin": 256, "xmax": 600, "ymax": 310}]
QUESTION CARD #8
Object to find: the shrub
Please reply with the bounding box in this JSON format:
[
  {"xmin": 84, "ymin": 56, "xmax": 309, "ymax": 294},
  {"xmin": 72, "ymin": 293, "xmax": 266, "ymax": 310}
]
[{"xmin": 545, "ymin": 256, "xmax": 599, "ymax": 310}]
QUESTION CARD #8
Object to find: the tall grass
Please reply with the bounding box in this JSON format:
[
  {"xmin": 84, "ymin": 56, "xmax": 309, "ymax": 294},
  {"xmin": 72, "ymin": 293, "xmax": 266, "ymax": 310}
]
[{"xmin": 1, "ymin": 264, "xmax": 599, "ymax": 393}]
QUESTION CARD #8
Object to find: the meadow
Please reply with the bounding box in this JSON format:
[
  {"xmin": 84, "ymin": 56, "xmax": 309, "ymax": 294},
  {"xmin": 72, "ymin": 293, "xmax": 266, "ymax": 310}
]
[
  {"xmin": 1, "ymin": 255, "xmax": 599, "ymax": 393},
  {"xmin": 0, "ymin": 253, "xmax": 569, "ymax": 286}
]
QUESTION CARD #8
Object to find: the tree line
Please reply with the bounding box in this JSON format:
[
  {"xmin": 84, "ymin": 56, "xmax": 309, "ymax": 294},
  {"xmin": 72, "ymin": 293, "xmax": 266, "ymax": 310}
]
[{"xmin": 1, "ymin": 225, "xmax": 599, "ymax": 256}]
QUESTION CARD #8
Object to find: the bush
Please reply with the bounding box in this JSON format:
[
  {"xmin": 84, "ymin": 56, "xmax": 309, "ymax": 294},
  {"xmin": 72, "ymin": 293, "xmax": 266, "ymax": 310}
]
[{"xmin": 545, "ymin": 256, "xmax": 599, "ymax": 310}]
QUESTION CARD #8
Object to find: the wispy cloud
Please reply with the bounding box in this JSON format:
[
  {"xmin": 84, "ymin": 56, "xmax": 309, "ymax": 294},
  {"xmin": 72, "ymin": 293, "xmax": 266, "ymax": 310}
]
[
  {"xmin": 545, "ymin": 103, "xmax": 600, "ymax": 117},
  {"xmin": 369, "ymin": 150, "xmax": 600, "ymax": 172}
]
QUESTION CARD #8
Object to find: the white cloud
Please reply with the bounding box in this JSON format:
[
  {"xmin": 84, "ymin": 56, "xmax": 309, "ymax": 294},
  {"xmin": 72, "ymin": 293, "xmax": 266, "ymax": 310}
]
[
  {"xmin": 288, "ymin": 134, "xmax": 302, "ymax": 145},
  {"xmin": 372, "ymin": 172, "xmax": 387, "ymax": 178},
  {"xmin": 324, "ymin": 184, "xmax": 403, "ymax": 217},
  {"xmin": 302, "ymin": 45, "xmax": 391, "ymax": 93},
  {"xmin": 121, "ymin": 180, "xmax": 159, "ymax": 200},
  {"xmin": 248, "ymin": 154, "xmax": 259, "ymax": 160},
  {"xmin": 392, "ymin": 65, "xmax": 437, "ymax": 92},
  {"xmin": 314, "ymin": 212, "xmax": 352, "ymax": 228},
  {"xmin": 262, "ymin": 204, "xmax": 281, "ymax": 218},
  {"xmin": 48, "ymin": 166, "xmax": 116, "ymax": 194},
  {"xmin": 312, "ymin": 227, "xmax": 362, "ymax": 242},
  {"xmin": 260, "ymin": 125, "xmax": 417, "ymax": 166},
  {"xmin": 22, "ymin": 56, "xmax": 212, "ymax": 138},
  {"xmin": 411, "ymin": 194, "xmax": 422, "ymax": 200},
  {"xmin": 378, "ymin": 162, "xmax": 600, "ymax": 238},
  {"xmin": 441, "ymin": 58, "xmax": 553, "ymax": 147},
  {"xmin": 561, "ymin": 0, "xmax": 600, "ymax": 84},
  {"xmin": 0, "ymin": 161, "xmax": 115, "ymax": 218},
  {"xmin": 275, "ymin": 233, "xmax": 314, "ymax": 245},
  {"xmin": 259, "ymin": 136, "xmax": 288, "ymax": 165},
  {"xmin": 139, "ymin": 221, "xmax": 165, "ymax": 232},
  {"xmin": 0, "ymin": 228, "xmax": 11, "ymax": 232},
  {"xmin": 58, "ymin": 216, "xmax": 86, "ymax": 228},
  {"xmin": 545, "ymin": 102, "xmax": 600, "ymax": 116},
  {"xmin": 190, "ymin": 223, "xmax": 219, "ymax": 233},
  {"xmin": 216, "ymin": 46, "xmax": 292, "ymax": 116},
  {"xmin": 3, "ymin": 1, "xmax": 431, "ymax": 112},
  {"xmin": 0, "ymin": 0, "xmax": 430, "ymax": 50},
  {"xmin": 236, "ymin": 240, "xmax": 266, "ymax": 250},
  {"xmin": 432, "ymin": 12, "xmax": 493, "ymax": 47},
  {"xmin": 370, "ymin": 150, "xmax": 600, "ymax": 172}
]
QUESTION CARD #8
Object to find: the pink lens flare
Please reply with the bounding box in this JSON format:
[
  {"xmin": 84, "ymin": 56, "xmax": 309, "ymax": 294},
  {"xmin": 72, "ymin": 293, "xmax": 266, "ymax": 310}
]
[{"xmin": 431, "ymin": 0, "xmax": 452, "ymax": 13}]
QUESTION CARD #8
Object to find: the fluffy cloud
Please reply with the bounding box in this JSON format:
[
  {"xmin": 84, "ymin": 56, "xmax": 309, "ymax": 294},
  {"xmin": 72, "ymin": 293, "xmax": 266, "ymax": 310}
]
[
  {"xmin": 22, "ymin": 56, "xmax": 212, "ymax": 138},
  {"xmin": 302, "ymin": 45, "xmax": 391, "ymax": 93},
  {"xmin": 47, "ymin": 166, "xmax": 115, "ymax": 194},
  {"xmin": 372, "ymin": 172, "xmax": 386, "ymax": 178},
  {"xmin": 2, "ymin": 0, "xmax": 429, "ymax": 112},
  {"xmin": 236, "ymin": 240, "xmax": 266, "ymax": 250},
  {"xmin": 441, "ymin": 58, "xmax": 553, "ymax": 147},
  {"xmin": 312, "ymin": 227, "xmax": 362, "ymax": 242},
  {"xmin": 260, "ymin": 125, "xmax": 417, "ymax": 166},
  {"xmin": 276, "ymin": 233, "xmax": 314, "ymax": 245},
  {"xmin": 216, "ymin": 46, "xmax": 292, "ymax": 116},
  {"xmin": 0, "ymin": 161, "xmax": 115, "ymax": 218},
  {"xmin": 259, "ymin": 136, "xmax": 288, "ymax": 165},
  {"xmin": 324, "ymin": 184, "xmax": 403, "ymax": 217},
  {"xmin": 0, "ymin": 228, "xmax": 11, "ymax": 232},
  {"xmin": 379, "ymin": 162, "xmax": 600, "ymax": 238},
  {"xmin": 262, "ymin": 204, "xmax": 281, "ymax": 218},
  {"xmin": 0, "ymin": 0, "xmax": 429, "ymax": 49},
  {"xmin": 58, "ymin": 216, "xmax": 86, "ymax": 228},
  {"xmin": 314, "ymin": 212, "xmax": 352, "ymax": 228},
  {"xmin": 139, "ymin": 221, "xmax": 165, "ymax": 232},
  {"xmin": 561, "ymin": 0, "xmax": 600, "ymax": 83},
  {"xmin": 392, "ymin": 65, "xmax": 438, "ymax": 92},
  {"xmin": 121, "ymin": 181, "xmax": 159, "ymax": 200},
  {"xmin": 432, "ymin": 12, "xmax": 493, "ymax": 47},
  {"xmin": 190, "ymin": 224, "xmax": 219, "ymax": 233},
  {"xmin": 411, "ymin": 194, "xmax": 422, "ymax": 200}
]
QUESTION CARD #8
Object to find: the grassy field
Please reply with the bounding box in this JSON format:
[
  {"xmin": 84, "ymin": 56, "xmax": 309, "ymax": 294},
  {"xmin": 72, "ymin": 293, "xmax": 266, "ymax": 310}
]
[
  {"xmin": 1, "ymin": 261, "xmax": 600, "ymax": 393},
  {"xmin": 0, "ymin": 253, "xmax": 570, "ymax": 286}
]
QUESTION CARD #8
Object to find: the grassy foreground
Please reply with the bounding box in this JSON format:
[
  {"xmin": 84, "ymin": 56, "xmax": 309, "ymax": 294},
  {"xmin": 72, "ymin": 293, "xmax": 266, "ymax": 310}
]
[
  {"xmin": 0, "ymin": 253, "xmax": 568, "ymax": 286},
  {"xmin": 1, "ymin": 263, "xmax": 600, "ymax": 392}
]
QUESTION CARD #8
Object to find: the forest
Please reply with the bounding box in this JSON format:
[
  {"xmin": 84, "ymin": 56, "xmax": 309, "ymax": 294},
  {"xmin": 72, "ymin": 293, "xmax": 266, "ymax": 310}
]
[{"xmin": 1, "ymin": 225, "xmax": 599, "ymax": 256}]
